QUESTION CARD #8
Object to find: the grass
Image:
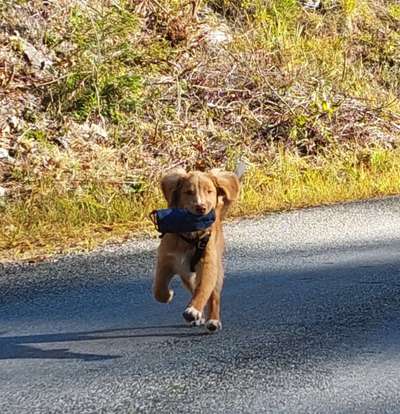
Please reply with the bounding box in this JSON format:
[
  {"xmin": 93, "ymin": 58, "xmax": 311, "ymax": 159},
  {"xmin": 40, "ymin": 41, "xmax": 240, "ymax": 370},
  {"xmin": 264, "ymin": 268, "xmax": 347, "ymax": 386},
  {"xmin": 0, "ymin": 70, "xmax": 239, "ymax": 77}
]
[
  {"xmin": 1, "ymin": 0, "xmax": 399, "ymax": 262},
  {"xmin": 239, "ymin": 146, "xmax": 400, "ymax": 214},
  {"xmin": 2, "ymin": 145, "xmax": 400, "ymax": 263},
  {"xmin": 50, "ymin": 3, "xmax": 144, "ymax": 123}
]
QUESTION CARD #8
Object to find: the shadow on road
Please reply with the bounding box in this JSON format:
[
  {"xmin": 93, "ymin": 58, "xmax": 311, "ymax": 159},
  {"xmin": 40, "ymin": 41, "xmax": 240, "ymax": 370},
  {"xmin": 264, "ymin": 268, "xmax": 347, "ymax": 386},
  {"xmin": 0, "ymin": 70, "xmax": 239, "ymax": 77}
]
[
  {"xmin": 0, "ymin": 325, "xmax": 207, "ymax": 361},
  {"xmin": 2, "ymin": 239, "xmax": 400, "ymax": 364}
]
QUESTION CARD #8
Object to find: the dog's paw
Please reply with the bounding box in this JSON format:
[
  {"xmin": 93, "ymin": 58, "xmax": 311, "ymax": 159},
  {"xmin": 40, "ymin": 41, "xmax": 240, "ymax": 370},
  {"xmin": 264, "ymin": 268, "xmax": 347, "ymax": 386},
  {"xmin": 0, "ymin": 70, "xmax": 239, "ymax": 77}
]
[
  {"xmin": 154, "ymin": 288, "xmax": 174, "ymax": 304},
  {"xmin": 183, "ymin": 306, "xmax": 202, "ymax": 323},
  {"xmin": 190, "ymin": 316, "xmax": 205, "ymax": 327},
  {"xmin": 206, "ymin": 319, "xmax": 222, "ymax": 333}
]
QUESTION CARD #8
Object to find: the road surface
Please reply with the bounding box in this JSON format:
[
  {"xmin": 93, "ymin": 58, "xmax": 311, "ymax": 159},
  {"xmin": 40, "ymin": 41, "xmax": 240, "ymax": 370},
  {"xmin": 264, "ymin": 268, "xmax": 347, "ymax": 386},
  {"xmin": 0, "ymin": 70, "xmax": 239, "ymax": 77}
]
[{"xmin": 1, "ymin": 197, "xmax": 400, "ymax": 413}]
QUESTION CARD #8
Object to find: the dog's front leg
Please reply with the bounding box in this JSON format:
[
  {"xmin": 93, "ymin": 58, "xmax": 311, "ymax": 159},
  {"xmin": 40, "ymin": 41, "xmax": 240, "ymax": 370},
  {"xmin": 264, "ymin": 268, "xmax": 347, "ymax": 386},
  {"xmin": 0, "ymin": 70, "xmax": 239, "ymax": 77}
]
[
  {"xmin": 153, "ymin": 260, "xmax": 175, "ymax": 304},
  {"xmin": 206, "ymin": 274, "xmax": 223, "ymax": 332},
  {"xmin": 183, "ymin": 253, "xmax": 217, "ymax": 325}
]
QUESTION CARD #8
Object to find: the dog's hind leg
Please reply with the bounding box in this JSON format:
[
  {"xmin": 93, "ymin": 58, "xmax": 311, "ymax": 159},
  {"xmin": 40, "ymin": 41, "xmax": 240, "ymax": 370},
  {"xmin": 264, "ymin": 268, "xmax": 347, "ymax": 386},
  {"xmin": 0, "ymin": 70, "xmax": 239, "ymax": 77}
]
[{"xmin": 153, "ymin": 263, "xmax": 175, "ymax": 304}]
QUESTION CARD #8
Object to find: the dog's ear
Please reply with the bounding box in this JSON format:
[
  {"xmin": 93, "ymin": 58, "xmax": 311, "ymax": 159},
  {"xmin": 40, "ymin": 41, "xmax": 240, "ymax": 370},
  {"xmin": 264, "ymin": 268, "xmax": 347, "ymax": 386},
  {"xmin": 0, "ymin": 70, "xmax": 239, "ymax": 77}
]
[
  {"xmin": 161, "ymin": 168, "xmax": 187, "ymax": 207},
  {"xmin": 208, "ymin": 169, "xmax": 240, "ymax": 203}
]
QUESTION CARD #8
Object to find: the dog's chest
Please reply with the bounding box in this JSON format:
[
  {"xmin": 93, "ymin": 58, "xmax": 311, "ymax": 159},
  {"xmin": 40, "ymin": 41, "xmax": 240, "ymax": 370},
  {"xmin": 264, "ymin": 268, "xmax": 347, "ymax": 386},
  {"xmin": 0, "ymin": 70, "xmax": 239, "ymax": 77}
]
[{"xmin": 167, "ymin": 250, "xmax": 194, "ymax": 278}]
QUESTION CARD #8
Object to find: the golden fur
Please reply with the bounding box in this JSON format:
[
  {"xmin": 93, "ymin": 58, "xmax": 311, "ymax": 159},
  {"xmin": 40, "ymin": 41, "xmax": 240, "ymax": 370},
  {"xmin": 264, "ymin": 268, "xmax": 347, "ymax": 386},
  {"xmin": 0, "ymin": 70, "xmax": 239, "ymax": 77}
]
[{"xmin": 153, "ymin": 168, "xmax": 240, "ymax": 332}]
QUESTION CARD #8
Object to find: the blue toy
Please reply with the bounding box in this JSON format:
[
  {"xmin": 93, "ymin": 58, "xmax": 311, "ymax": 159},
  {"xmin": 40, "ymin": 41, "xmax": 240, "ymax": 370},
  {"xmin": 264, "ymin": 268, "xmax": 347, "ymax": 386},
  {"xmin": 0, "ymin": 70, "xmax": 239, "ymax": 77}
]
[{"xmin": 150, "ymin": 208, "xmax": 216, "ymax": 234}]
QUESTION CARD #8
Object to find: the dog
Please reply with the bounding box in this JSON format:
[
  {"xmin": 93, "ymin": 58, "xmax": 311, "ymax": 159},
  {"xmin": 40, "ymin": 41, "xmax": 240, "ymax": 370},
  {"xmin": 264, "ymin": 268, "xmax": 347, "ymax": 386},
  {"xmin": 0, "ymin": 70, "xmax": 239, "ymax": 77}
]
[{"xmin": 152, "ymin": 168, "xmax": 241, "ymax": 332}]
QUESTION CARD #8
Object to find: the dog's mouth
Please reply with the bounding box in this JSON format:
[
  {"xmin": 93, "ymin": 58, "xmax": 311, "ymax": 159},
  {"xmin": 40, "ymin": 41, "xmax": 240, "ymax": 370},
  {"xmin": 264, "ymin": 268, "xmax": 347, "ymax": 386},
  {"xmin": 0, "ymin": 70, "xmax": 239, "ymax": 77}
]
[{"xmin": 188, "ymin": 208, "xmax": 212, "ymax": 216}]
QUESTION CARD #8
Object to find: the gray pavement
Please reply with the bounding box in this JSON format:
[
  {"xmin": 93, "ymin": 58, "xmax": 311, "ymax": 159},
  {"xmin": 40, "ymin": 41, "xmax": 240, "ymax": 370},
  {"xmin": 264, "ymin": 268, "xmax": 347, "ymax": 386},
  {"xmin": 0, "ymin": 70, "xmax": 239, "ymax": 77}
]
[{"xmin": 1, "ymin": 197, "xmax": 400, "ymax": 413}]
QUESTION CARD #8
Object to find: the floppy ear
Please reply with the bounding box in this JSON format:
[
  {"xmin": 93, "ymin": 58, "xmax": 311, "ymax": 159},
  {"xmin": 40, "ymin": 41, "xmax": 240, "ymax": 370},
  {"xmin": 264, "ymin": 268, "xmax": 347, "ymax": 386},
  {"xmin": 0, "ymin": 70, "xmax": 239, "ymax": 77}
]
[
  {"xmin": 161, "ymin": 168, "xmax": 187, "ymax": 207},
  {"xmin": 208, "ymin": 169, "xmax": 240, "ymax": 203}
]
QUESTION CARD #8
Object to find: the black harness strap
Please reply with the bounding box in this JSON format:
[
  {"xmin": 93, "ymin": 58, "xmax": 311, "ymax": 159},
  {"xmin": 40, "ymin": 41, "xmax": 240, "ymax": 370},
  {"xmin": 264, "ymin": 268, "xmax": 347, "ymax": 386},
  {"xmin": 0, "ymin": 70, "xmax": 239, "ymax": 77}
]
[{"xmin": 179, "ymin": 233, "xmax": 211, "ymax": 272}]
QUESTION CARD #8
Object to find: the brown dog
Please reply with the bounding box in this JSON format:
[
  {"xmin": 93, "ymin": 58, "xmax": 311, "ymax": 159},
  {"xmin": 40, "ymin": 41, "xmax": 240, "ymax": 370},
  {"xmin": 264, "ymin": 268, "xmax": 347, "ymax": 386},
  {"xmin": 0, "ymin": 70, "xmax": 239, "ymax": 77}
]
[{"xmin": 153, "ymin": 168, "xmax": 240, "ymax": 332}]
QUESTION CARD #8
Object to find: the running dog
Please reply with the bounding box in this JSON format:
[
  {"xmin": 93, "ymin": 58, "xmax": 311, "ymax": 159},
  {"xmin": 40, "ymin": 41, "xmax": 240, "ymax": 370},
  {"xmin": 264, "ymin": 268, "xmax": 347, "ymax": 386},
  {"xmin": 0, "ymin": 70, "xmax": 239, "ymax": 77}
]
[{"xmin": 153, "ymin": 168, "xmax": 240, "ymax": 332}]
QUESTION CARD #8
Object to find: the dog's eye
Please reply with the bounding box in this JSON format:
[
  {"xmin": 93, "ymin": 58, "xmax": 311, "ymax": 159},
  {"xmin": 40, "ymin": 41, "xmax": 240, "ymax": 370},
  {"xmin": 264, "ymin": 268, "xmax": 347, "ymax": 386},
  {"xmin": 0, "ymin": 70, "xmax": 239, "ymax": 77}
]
[
  {"xmin": 185, "ymin": 190, "xmax": 195, "ymax": 196},
  {"xmin": 207, "ymin": 190, "xmax": 213, "ymax": 194}
]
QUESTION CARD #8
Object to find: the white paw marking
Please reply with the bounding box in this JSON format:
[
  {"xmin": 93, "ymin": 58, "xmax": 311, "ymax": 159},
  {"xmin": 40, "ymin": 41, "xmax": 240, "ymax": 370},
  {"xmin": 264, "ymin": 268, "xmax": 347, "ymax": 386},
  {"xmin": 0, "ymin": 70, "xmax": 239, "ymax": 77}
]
[
  {"xmin": 167, "ymin": 289, "xmax": 174, "ymax": 304},
  {"xmin": 206, "ymin": 319, "xmax": 222, "ymax": 332},
  {"xmin": 190, "ymin": 316, "xmax": 205, "ymax": 327},
  {"xmin": 183, "ymin": 306, "xmax": 202, "ymax": 323}
]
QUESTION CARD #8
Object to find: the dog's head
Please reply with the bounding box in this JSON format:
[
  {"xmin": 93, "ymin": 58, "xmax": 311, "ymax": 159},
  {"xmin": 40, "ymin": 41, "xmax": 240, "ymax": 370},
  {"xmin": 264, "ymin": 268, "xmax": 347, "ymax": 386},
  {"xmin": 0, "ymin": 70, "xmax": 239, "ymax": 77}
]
[{"xmin": 161, "ymin": 168, "xmax": 240, "ymax": 216}]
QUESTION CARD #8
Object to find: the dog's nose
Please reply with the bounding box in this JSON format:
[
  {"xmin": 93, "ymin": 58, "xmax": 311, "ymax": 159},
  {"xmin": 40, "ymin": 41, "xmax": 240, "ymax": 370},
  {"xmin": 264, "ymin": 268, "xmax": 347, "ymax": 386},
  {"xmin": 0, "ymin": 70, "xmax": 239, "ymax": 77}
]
[{"xmin": 195, "ymin": 204, "xmax": 206, "ymax": 214}]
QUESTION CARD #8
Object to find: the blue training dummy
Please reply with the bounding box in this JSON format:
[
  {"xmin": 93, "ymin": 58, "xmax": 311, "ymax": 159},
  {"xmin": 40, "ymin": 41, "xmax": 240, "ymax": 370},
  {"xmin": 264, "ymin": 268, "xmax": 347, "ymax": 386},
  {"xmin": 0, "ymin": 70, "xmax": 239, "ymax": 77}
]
[{"xmin": 150, "ymin": 208, "xmax": 216, "ymax": 235}]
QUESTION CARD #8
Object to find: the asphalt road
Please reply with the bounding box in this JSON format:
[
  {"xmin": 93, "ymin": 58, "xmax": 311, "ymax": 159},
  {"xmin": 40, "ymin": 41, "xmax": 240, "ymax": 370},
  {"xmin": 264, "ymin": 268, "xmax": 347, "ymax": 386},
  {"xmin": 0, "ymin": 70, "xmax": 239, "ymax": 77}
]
[{"xmin": 1, "ymin": 197, "xmax": 400, "ymax": 413}]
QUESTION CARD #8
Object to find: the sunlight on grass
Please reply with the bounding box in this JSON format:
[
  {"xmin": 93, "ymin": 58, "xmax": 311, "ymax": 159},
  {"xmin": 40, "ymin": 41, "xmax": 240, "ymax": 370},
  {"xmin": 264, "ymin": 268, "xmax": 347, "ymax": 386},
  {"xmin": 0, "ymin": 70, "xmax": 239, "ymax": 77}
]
[
  {"xmin": 2, "ymin": 146, "xmax": 400, "ymax": 262},
  {"xmin": 1, "ymin": 0, "xmax": 399, "ymax": 262},
  {"xmin": 235, "ymin": 147, "xmax": 400, "ymax": 217}
]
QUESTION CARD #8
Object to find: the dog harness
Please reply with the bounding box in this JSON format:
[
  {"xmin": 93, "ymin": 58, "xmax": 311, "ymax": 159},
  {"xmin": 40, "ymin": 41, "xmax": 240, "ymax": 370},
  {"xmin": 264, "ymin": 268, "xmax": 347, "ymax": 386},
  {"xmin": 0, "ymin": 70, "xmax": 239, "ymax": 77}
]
[{"xmin": 178, "ymin": 232, "xmax": 211, "ymax": 272}]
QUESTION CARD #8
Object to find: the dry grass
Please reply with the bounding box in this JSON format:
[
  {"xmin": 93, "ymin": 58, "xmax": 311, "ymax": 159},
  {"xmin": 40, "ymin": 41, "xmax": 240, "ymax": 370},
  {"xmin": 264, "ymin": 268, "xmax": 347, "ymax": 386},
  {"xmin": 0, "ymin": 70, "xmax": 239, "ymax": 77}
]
[
  {"xmin": 1, "ymin": 0, "xmax": 399, "ymax": 262},
  {"xmin": 2, "ymin": 144, "xmax": 400, "ymax": 263}
]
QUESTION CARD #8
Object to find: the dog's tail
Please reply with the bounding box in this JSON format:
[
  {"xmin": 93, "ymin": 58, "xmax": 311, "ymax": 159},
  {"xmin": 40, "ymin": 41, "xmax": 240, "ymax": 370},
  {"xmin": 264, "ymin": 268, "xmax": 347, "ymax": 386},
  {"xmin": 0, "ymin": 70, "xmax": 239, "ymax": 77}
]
[{"xmin": 234, "ymin": 158, "xmax": 248, "ymax": 181}]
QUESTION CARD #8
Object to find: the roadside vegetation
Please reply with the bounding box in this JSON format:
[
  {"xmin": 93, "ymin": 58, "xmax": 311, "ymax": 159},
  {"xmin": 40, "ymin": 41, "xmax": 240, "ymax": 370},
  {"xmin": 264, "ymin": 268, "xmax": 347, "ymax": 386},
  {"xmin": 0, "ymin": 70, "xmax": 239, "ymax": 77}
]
[{"xmin": 1, "ymin": 0, "xmax": 399, "ymax": 262}]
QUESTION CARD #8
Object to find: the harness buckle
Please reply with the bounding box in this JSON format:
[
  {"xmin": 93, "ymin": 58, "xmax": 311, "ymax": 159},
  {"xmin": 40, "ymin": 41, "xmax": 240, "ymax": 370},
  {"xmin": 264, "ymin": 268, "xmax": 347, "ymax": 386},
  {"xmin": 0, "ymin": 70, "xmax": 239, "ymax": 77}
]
[{"xmin": 197, "ymin": 237, "xmax": 209, "ymax": 250}]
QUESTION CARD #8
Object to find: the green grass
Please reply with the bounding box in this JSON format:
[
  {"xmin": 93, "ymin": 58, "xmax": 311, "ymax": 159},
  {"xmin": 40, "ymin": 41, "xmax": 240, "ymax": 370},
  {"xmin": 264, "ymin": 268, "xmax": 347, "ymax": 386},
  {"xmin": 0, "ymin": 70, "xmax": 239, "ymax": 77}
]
[
  {"xmin": 1, "ymin": 183, "xmax": 161, "ymax": 261},
  {"xmin": 2, "ymin": 145, "xmax": 400, "ymax": 263},
  {"xmin": 47, "ymin": 3, "xmax": 142, "ymax": 123},
  {"xmin": 238, "ymin": 146, "xmax": 400, "ymax": 214}
]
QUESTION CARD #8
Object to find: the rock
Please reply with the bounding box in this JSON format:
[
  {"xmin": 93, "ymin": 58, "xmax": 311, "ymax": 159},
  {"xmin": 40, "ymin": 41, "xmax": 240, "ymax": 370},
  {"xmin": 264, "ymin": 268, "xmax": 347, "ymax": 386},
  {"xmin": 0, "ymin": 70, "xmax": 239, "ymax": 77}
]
[
  {"xmin": 90, "ymin": 123, "xmax": 108, "ymax": 140},
  {"xmin": 8, "ymin": 116, "xmax": 24, "ymax": 131},
  {"xmin": 52, "ymin": 137, "xmax": 69, "ymax": 150},
  {"xmin": 70, "ymin": 122, "xmax": 109, "ymax": 141},
  {"xmin": 205, "ymin": 28, "xmax": 232, "ymax": 45},
  {"xmin": 0, "ymin": 148, "xmax": 10, "ymax": 160},
  {"xmin": 11, "ymin": 36, "xmax": 53, "ymax": 70},
  {"xmin": 300, "ymin": 0, "xmax": 322, "ymax": 10},
  {"xmin": 0, "ymin": 148, "xmax": 15, "ymax": 163},
  {"xmin": 203, "ymin": 25, "xmax": 232, "ymax": 47},
  {"xmin": 24, "ymin": 43, "xmax": 53, "ymax": 70},
  {"xmin": 0, "ymin": 186, "xmax": 6, "ymax": 197}
]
